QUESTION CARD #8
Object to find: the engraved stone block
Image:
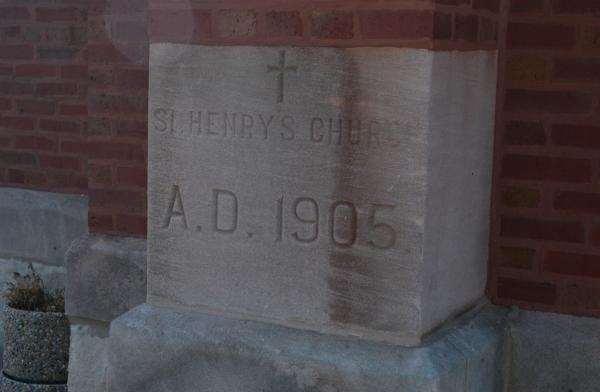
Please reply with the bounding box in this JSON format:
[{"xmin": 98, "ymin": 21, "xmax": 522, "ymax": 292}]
[{"xmin": 147, "ymin": 44, "xmax": 497, "ymax": 344}]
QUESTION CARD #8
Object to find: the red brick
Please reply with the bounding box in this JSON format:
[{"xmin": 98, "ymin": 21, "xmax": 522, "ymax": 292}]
[
  {"xmin": 473, "ymin": 0, "xmax": 500, "ymax": 12},
  {"xmin": 0, "ymin": 65, "xmax": 13, "ymax": 76},
  {"xmin": 506, "ymin": 54, "xmax": 547, "ymax": 81},
  {"xmin": 115, "ymin": 69, "xmax": 148, "ymax": 89},
  {"xmin": 88, "ymin": 44, "xmax": 127, "ymax": 63},
  {"xmin": 265, "ymin": 11, "xmax": 303, "ymax": 37},
  {"xmin": 455, "ymin": 14, "xmax": 479, "ymax": 42},
  {"xmin": 60, "ymin": 65, "xmax": 87, "ymax": 80},
  {"xmin": 496, "ymin": 277, "xmax": 557, "ymax": 305},
  {"xmin": 359, "ymin": 10, "xmax": 433, "ymax": 40},
  {"xmin": 37, "ymin": 46, "xmax": 80, "ymax": 61},
  {"xmin": 433, "ymin": 13, "xmax": 452, "ymax": 40},
  {"xmin": 555, "ymin": 191, "xmax": 600, "ymax": 214},
  {"xmin": 63, "ymin": 140, "xmax": 144, "ymax": 162},
  {"xmin": 25, "ymin": 171, "xmax": 47, "ymax": 187},
  {"xmin": 545, "ymin": 251, "xmax": 600, "ymax": 278},
  {"xmin": 116, "ymin": 213, "xmax": 147, "ymax": 236},
  {"xmin": 565, "ymin": 285, "xmax": 600, "ymax": 311},
  {"xmin": 312, "ymin": 11, "xmax": 354, "ymax": 40},
  {"xmin": 0, "ymin": 81, "xmax": 34, "ymax": 95},
  {"xmin": 504, "ymin": 121, "xmax": 546, "ymax": 145},
  {"xmin": 115, "ymin": 119, "xmax": 147, "ymax": 139},
  {"xmin": 89, "ymin": 188, "xmax": 144, "ymax": 209},
  {"xmin": 36, "ymin": 7, "xmax": 82, "ymax": 22},
  {"xmin": 501, "ymin": 186, "xmax": 541, "ymax": 208},
  {"xmin": 116, "ymin": 166, "xmax": 146, "ymax": 187},
  {"xmin": 89, "ymin": 67, "xmax": 114, "ymax": 87},
  {"xmin": 15, "ymin": 64, "xmax": 56, "ymax": 78},
  {"xmin": 501, "ymin": 154, "xmax": 592, "ymax": 183},
  {"xmin": 37, "ymin": 82, "xmax": 78, "ymax": 97},
  {"xmin": 499, "ymin": 247, "xmax": 536, "ymax": 270},
  {"xmin": 0, "ymin": 98, "xmax": 11, "ymax": 111},
  {"xmin": 16, "ymin": 135, "xmax": 56, "ymax": 152},
  {"xmin": 1, "ymin": 26, "xmax": 20, "ymax": 41},
  {"xmin": 480, "ymin": 17, "xmax": 497, "ymax": 42},
  {"xmin": 39, "ymin": 154, "xmax": 80, "ymax": 171},
  {"xmin": 90, "ymin": 0, "xmax": 145, "ymax": 14},
  {"xmin": 552, "ymin": 0, "xmax": 600, "ymax": 13},
  {"xmin": 0, "ymin": 7, "xmax": 30, "ymax": 20},
  {"xmin": 16, "ymin": 99, "xmax": 55, "ymax": 115},
  {"xmin": 89, "ymin": 211, "xmax": 114, "ymax": 232},
  {"xmin": 0, "ymin": 150, "xmax": 37, "ymax": 166},
  {"xmin": 47, "ymin": 172, "xmax": 87, "ymax": 191},
  {"xmin": 148, "ymin": 9, "xmax": 211, "ymax": 43},
  {"xmin": 511, "ymin": 0, "xmax": 545, "ymax": 13},
  {"xmin": 59, "ymin": 104, "xmax": 87, "ymax": 116},
  {"xmin": 87, "ymin": 117, "xmax": 111, "ymax": 137},
  {"xmin": 113, "ymin": 20, "xmax": 148, "ymax": 42},
  {"xmin": 435, "ymin": 0, "xmax": 470, "ymax": 4},
  {"xmin": 39, "ymin": 119, "xmax": 80, "ymax": 134},
  {"xmin": 0, "ymin": 45, "xmax": 34, "ymax": 60},
  {"xmin": 0, "ymin": 115, "xmax": 35, "ymax": 131},
  {"xmin": 582, "ymin": 26, "xmax": 600, "ymax": 48},
  {"xmin": 552, "ymin": 124, "xmax": 600, "ymax": 149},
  {"xmin": 500, "ymin": 216, "xmax": 585, "ymax": 243},
  {"xmin": 215, "ymin": 10, "xmax": 256, "ymax": 38},
  {"xmin": 88, "ymin": 163, "xmax": 112, "ymax": 185},
  {"xmin": 507, "ymin": 23, "xmax": 576, "ymax": 48},
  {"xmin": 553, "ymin": 58, "xmax": 600, "ymax": 82},
  {"xmin": 592, "ymin": 225, "xmax": 600, "ymax": 247},
  {"xmin": 7, "ymin": 169, "xmax": 24, "ymax": 183},
  {"xmin": 89, "ymin": 95, "xmax": 146, "ymax": 115},
  {"xmin": 504, "ymin": 89, "xmax": 592, "ymax": 114}
]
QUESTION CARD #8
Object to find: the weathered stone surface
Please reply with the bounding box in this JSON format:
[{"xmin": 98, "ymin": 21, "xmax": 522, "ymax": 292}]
[
  {"xmin": 107, "ymin": 303, "xmax": 508, "ymax": 392},
  {"xmin": 67, "ymin": 318, "xmax": 109, "ymax": 392},
  {"xmin": 3, "ymin": 306, "xmax": 70, "ymax": 384},
  {"xmin": 0, "ymin": 187, "xmax": 87, "ymax": 266},
  {"xmin": 0, "ymin": 374, "xmax": 66, "ymax": 392},
  {"xmin": 65, "ymin": 234, "xmax": 146, "ymax": 322},
  {"xmin": 148, "ymin": 45, "xmax": 497, "ymax": 344},
  {"xmin": 507, "ymin": 309, "xmax": 600, "ymax": 392}
]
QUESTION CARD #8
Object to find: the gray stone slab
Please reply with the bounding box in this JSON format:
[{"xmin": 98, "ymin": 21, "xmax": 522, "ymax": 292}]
[
  {"xmin": 107, "ymin": 303, "xmax": 508, "ymax": 392},
  {"xmin": 67, "ymin": 318, "xmax": 109, "ymax": 392},
  {"xmin": 507, "ymin": 309, "xmax": 600, "ymax": 392},
  {"xmin": 65, "ymin": 234, "xmax": 146, "ymax": 322},
  {"xmin": 0, "ymin": 187, "xmax": 87, "ymax": 266},
  {"xmin": 147, "ymin": 45, "xmax": 497, "ymax": 344}
]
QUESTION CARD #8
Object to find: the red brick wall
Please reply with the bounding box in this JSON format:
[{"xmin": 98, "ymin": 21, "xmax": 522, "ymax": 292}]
[
  {"xmin": 0, "ymin": 0, "xmax": 87, "ymax": 193},
  {"xmin": 489, "ymin": 0, "xmax": 600, "ymax": 317},
  {"xmin": 86, "ymin": 0, "xmax": 148, "ymax": 236},
  {"xmin": 148, "ymin": 0, "xmax": 499, "ymax": 49}
]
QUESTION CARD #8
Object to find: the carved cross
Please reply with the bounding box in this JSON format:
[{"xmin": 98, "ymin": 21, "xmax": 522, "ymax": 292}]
[{"xmin": 267, "ymin": 50, "xmax": 297, "ymax": 103}]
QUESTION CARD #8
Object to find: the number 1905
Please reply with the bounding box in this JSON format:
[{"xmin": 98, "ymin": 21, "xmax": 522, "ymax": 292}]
[{"xmin": 275, "ymin": 197, "xmax": 397, "ymax": 250}]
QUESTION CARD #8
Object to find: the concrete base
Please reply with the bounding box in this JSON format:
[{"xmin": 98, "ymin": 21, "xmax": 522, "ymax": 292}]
[
  {"xmin": 507, "ymin": 309, "xmax": 600, "ymax": 392},
  {"xmin": 0, "ymin": 373, "xmax": 66, "ymax": 392},
  {"xmin": 67, "ymin": 318, "xmax": 109, "ymax": 392},
  {"xmin": 107, "ymin": 304, "xmax": 508, "ymax": 392}
]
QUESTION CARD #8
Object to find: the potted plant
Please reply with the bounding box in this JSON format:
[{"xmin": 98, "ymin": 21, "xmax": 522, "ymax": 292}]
[{"xmin": 2, "ymin": 264, "xmax": 69, "ymax": 388}]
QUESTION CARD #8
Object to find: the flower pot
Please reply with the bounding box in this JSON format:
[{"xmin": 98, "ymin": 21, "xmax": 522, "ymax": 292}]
[{"xmin": 3, "ymin": 305, "xmax": 70, "ymax": 384}]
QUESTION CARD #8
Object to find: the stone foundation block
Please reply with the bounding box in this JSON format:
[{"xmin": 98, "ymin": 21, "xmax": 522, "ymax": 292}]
[
  {"xmin": 65, "ymin": 234, "xmax": 147, "ymax": 322},
  {"xmin": 107, "ymin": 304, "xmax": 508, "ymax": 392}
]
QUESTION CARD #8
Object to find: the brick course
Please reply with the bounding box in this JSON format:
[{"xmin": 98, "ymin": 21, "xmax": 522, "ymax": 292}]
[{"xmin": 490, "ymin": 0, "xmax": 600, "ymax": 317}]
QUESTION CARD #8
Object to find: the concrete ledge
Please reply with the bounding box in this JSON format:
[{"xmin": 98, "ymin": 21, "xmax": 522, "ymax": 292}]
[
  {"xmin": 67, "ymin": 318, "xmax": 109, "ymax": 392},
  {"xmin": 65, "ymin": 234, "xmax": 147, "ymax": 323},
  {"xmin": 107, "ymin": 304, "xmax": 508, "ymax": 392},
  {"xmin": 0, "ymin": 187, "xmax": 87, "ymax": 267},
  {"xmin": 0, "ymin": 373, "xmax": 66, "ymax": 392},
  {"xmin": 507, "ymin": 309, "xmax": 600, "ymax": 392}
]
